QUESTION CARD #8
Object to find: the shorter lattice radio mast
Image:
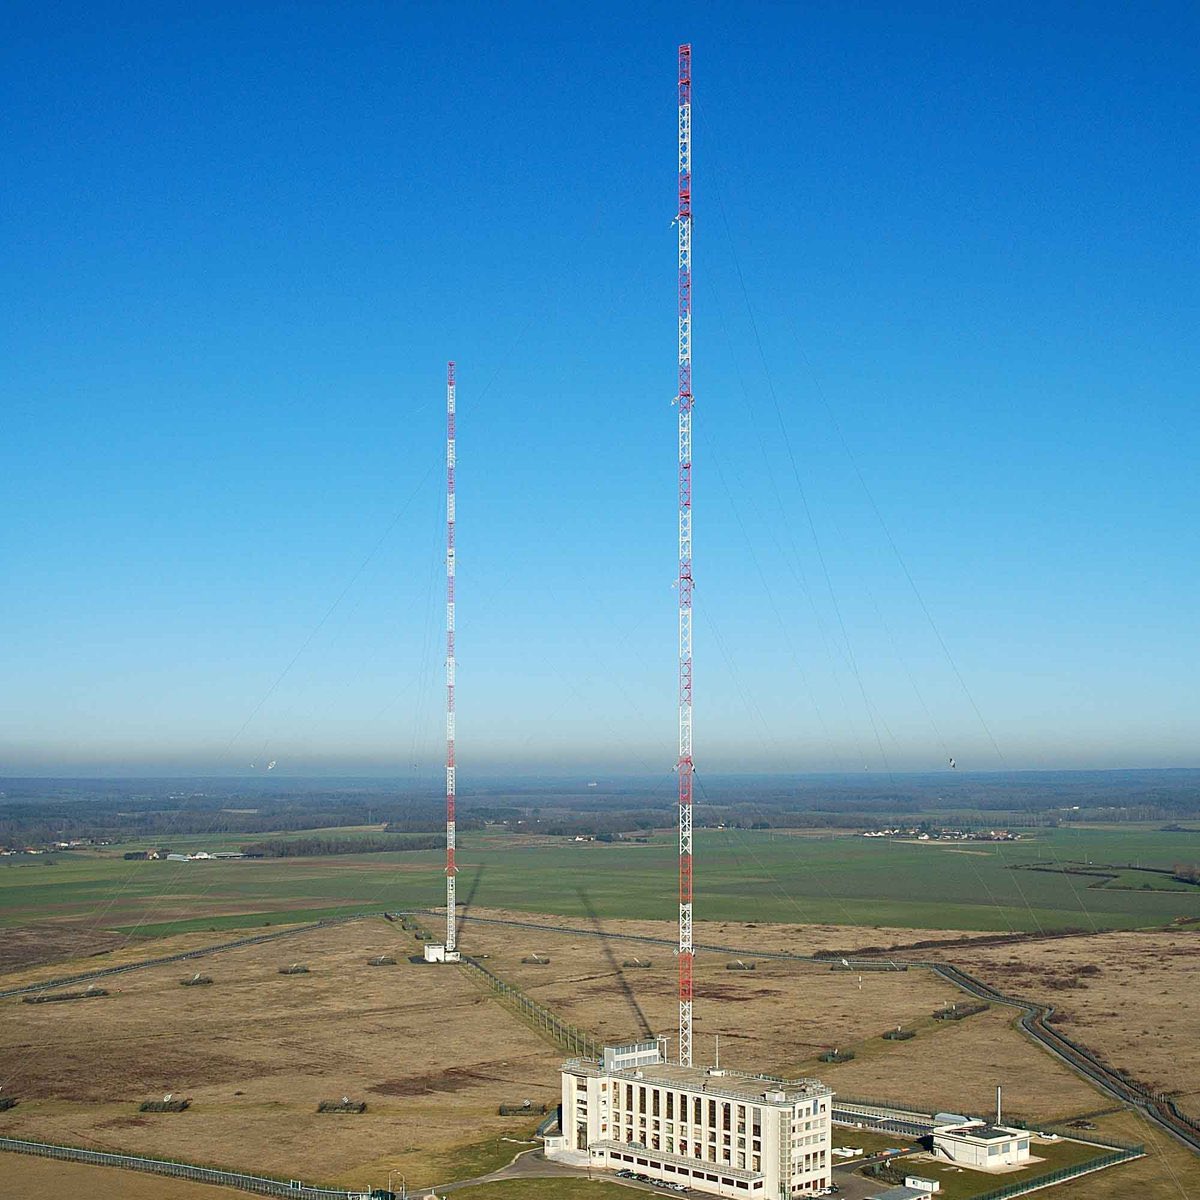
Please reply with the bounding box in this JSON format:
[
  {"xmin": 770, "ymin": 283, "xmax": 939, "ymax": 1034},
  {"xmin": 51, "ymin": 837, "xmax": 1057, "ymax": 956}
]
[{"xmin": 426, "ymin": 361, "xmax": 460, "ymax": 964}]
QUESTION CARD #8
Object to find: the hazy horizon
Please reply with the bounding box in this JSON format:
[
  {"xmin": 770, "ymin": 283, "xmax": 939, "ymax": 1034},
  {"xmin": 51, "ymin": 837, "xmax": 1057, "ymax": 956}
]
[{"xmin": 4, "ymin": 761, "xmax": 1200, "ymax": 784}]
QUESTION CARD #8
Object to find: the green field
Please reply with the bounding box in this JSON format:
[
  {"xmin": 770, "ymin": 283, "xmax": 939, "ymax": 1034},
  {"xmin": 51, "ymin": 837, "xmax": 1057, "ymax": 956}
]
[{"xmin": 2, "ymin": 823, "xmax": 1199, "ymax": 938}]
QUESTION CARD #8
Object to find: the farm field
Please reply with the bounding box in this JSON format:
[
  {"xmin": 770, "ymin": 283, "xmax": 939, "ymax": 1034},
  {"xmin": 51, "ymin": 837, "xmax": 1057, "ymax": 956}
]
[{"xmin": 3, "ymin": 823, "xmax": 1200, "ymax": 941}]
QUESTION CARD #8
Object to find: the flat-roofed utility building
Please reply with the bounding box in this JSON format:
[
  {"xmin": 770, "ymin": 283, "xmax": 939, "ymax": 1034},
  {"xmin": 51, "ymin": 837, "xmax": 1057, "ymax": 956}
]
[
  {"xmin": 545, "ymin": 1042, "xmax": 833, "ymax": 1198},
  {"xmin": 933, "ymin": 1122, "xmax": 1031, "ymax": 1169}
]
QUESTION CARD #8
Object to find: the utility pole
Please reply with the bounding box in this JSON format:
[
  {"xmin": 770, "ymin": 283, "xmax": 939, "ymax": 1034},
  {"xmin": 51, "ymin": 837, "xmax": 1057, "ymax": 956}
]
[
  {"xmin": 445, "ymin": 361, "xmax": 458, "ymax": 953},
  {"xmin": 675, "ymin": 43, "xmax": 695, "ymax": 1068}
]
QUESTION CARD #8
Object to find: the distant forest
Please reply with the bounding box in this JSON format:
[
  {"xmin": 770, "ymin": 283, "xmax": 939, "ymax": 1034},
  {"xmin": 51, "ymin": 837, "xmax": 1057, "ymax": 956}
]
[{"xmin": 3, "ymin": 769, "xmax": 1200, "ymax": 848}]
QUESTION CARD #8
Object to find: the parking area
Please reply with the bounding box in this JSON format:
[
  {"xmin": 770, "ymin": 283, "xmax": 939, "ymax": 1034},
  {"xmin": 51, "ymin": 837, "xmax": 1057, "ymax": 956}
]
[{"xmin": 610, "ymin": 1168, "xmax": 850, "ymax": 1198}]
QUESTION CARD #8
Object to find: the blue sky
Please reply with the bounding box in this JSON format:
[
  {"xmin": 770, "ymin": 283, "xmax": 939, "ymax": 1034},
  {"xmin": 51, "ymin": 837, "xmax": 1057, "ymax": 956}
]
[{"xmin": 2, "ymin": 2, "xmax": 1196, "ymax": 778}]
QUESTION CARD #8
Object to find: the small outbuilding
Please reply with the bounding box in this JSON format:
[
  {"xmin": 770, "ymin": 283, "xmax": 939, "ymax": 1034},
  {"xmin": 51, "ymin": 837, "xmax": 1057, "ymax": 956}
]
[
  {"xmin": 933, "ymin": 1121, "xmax": 1031, "ymax": 1169},
  {"xmin": 423, "ymin": 943, "xmax": 460, "ymax": 963}
]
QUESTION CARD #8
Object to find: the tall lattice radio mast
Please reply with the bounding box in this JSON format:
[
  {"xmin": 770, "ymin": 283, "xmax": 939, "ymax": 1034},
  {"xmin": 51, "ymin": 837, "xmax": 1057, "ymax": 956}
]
[{"xmin": 675, "ymin": 43, "xmax": 695, "ymax": 1068}]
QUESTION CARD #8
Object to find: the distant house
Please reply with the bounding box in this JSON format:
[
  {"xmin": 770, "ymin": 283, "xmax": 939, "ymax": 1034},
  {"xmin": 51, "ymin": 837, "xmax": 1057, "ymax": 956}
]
[{"xmin": 166, "ymin": 853, "xmax": 189, "ymax": 862}]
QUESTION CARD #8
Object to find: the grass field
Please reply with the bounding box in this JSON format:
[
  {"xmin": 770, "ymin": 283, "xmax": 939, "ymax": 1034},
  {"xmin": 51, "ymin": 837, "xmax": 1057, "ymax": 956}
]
[
  {"xmin": 3, "ymin": 824, "xmax": 1200, "ymax": 942},
  {"xmin": 0, "ymin": 1154, "xmax": 247, "ymax": 1200},
  {"xmin": 1050, "ymin": 1110, "xmax": 1200, "ymax": 1200},
  {"xmin": 2, "ymin": 819, "xmax": 1198, "ymax": 1200},
  {"xmin": 458, "ymin": 914, "xmax": 1102, "ymax": 1124},
  {"xmin": 2, "ymin": 908, "xmax": 1197, "ymax": 1199},
  {"xmin": 0, "ymin": 918, "xmax": 561, "ymax": 1191},
  {"xmin": 924, "ymin": 929, "xmax": 1200, "ymax": 1107}
]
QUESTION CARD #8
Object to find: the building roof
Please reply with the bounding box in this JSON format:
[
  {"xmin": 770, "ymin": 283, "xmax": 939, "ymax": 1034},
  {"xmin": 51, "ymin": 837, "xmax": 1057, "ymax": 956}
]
[
  {"xmin": 935, "ymin": 1123, "xmax": 1026, "ymax": 1143},
  {"xmin": 868, "ymin": 1188, "xmax": 928, "ymax": 1200},
  {"xmin": 562, "ymin": 1057, "xmax": 831, "ymax": 1106}
]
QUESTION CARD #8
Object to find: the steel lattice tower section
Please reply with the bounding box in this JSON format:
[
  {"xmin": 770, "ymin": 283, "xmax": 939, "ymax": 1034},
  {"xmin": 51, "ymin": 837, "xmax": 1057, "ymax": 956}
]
[
  {"xmin": 445, "ymin": 361, "xmax": 458, "ymax": 952},
  {"xmin": 675, "ymin": 43, "xmax": 695, "ymax": 1069}
]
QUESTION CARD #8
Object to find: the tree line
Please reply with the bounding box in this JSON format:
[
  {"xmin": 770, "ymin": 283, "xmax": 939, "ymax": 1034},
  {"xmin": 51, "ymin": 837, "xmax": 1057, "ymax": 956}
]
[{"xmin": 239, "ymin": 834, "xmax": 446, "ymax": 858}]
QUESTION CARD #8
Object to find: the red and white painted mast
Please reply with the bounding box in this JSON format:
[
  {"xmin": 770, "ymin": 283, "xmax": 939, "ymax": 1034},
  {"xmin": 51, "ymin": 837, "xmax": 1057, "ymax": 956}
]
[
  {"xmin": 445, "ymin": 361, "xmax": 458, "ymax": 953},
  {"xmin": 675, "ymin": 44, "xmax": 694, "ymax": 1068}
]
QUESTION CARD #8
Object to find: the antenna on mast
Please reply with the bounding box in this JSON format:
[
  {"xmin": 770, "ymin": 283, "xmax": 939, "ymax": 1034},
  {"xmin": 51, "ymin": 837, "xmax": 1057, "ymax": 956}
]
[{"xmin": 676, "ymin": 42, "xmax": 695, "ymax": 1068}]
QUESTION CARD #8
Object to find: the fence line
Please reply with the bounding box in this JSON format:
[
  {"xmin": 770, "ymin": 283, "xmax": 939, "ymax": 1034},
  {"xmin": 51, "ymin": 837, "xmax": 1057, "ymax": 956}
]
[
  {"xmin": 960, "ymin": 1145, "xmax": 1143, "ymax": 1200},
  {"xmin": 458, "ymin": 956, "xmax": 600, "ymax": 1060},
  {"xmin": 0, "ymin": 1136, "xmax": 357, "ymax": 1198}
]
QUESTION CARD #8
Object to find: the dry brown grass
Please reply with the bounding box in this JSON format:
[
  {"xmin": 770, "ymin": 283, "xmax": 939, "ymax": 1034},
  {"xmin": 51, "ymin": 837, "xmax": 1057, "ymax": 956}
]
[
  {"xmin": 0, "ymin": 1153, "xmax": 247, "ymax": 1199},
  {"xmin": 3, "ymin": 909, "xmax": 1195, "ymax": 1196},
  {"xmin": 0, "ymin": 926, "xmax": 284, "ymax": 990},
  {"xmin": 458, "ymin": 913, "xmax": 1100, "ymax": 1122},
  {"xmin": 1048, "ymin": 1110, "xmax": 1200, "ymax": 1200},
  {"xmin": 0, "ymin": 922, "xmax": 132, "ymax": 974},
  {"xmin": 463, "ymin": 913, "xmax": 961, "ymax": 1068},
  {"xmin": 0, "ymin": 917, "xmax": 560, "ymax": 1190},
  {"xmin": 924, "ymin": 930, "xmax": 1200, "ymax": 1106},
  {"xmin": 811, "ymin": 1004, "xmax": 1098, "ymax": 1121}
]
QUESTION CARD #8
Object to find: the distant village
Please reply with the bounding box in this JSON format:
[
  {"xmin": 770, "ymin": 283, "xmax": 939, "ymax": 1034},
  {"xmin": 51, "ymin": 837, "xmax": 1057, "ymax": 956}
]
[
  {"xmin": 122, "ymin": 849, "xmax": 251, "ymax": 861},
  {"xmin": 0, "ymin": 837, "xmax": 108, "ymax": 857},
  {"xmin": 0, "ymin": 840, "xmax": 253, "ymax": 861},
  {"xmin": 861, "ymin": 826, "xmax": 1022, "ymax": 842}
]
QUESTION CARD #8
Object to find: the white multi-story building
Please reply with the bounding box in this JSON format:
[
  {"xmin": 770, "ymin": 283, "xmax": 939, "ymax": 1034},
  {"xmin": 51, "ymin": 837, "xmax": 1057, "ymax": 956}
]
[{"xmin": 546, "ymin": 1042, "xmax": 833, "ymax": 1199}]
